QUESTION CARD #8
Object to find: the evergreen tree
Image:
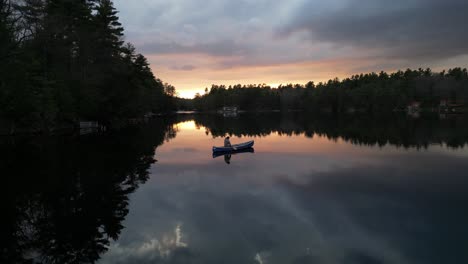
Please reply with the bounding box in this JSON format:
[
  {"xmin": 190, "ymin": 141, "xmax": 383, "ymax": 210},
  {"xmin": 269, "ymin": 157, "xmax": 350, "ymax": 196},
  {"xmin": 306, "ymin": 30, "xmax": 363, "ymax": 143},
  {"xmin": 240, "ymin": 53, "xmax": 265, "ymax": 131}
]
[
  {"xmin": 0, "ymin": 0, "xmax": 174, "ymax": 134},
  {"xmin": 93, "ymin": 0, "xmax": 124, "ymax": 62}
]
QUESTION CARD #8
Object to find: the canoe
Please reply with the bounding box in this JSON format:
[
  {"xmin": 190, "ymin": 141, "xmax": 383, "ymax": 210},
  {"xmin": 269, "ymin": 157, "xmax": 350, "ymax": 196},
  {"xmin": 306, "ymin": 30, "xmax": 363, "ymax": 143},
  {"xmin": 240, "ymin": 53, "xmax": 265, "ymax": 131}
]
[
  {"xmin": 212, "ymin": 140, "xmax": 254, "ymax": 153},
  {"xmin": 212, "ymin": 147, "xmax": 254, "ymax": 158}
]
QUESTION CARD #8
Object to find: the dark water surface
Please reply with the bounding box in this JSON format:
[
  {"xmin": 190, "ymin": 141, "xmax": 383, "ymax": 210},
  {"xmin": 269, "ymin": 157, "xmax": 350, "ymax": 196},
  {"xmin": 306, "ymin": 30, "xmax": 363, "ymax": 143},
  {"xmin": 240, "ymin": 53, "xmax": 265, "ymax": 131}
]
[{"xmin": 2, "ymin": 114, "xmax": 468, "ymax": 264}]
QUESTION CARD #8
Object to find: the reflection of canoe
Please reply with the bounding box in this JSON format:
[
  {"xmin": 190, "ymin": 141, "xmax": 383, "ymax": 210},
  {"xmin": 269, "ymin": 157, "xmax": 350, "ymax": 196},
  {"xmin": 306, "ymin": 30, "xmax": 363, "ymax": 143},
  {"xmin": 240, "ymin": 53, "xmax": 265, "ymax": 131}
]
[
  {"xmin": 212, "ymin": 147, "xmax": 254, "ymax": 158},
  {"xmin": 212, "ymin": 140, "xmax": 254, "ymax": 153}
]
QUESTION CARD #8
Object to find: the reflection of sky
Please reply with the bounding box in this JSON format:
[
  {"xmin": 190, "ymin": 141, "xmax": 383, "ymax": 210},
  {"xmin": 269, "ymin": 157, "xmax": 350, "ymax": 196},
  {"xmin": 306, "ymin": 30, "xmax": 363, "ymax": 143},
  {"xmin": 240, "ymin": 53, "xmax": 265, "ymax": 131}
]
[{"xmin": 99, "ymin": 121, "xmax": 468, "ymax": 264}]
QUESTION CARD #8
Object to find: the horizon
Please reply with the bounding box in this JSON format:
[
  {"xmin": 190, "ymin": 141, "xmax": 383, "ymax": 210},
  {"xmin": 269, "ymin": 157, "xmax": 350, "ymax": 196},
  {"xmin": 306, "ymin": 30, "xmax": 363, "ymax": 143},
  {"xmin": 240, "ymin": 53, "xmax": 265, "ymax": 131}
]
[
  {"xmin": 170, "ymin": 67, "xmax": 466, "ymax": 99},
  {"xmin": 114, "ymin": 0, "xmax": 468, "ymax": 99}
]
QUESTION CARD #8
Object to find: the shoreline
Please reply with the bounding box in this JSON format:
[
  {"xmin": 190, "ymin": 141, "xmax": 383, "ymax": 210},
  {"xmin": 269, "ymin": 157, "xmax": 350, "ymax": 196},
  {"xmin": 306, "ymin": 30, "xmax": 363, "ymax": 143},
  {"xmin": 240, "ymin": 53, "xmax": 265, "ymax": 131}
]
[{"xmin": 1, "ymin": 110, "xmax": 466, "ymax": 137}]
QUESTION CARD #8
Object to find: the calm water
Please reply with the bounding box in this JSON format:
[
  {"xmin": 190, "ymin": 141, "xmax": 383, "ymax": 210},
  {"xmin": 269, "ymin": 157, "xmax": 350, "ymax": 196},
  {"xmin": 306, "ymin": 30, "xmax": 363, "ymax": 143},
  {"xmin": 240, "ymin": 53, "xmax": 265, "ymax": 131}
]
[{"xmin": 1, "ymin": 114, "xmax": 468, "ymax": 264}]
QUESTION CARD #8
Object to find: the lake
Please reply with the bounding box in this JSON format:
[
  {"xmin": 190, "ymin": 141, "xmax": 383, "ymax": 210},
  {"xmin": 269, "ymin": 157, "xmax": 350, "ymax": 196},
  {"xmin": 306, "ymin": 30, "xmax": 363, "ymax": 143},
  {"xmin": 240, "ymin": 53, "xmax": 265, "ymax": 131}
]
[{"xmin": 1, "ymin": 113, "xmax": 468, "ymax": 264}]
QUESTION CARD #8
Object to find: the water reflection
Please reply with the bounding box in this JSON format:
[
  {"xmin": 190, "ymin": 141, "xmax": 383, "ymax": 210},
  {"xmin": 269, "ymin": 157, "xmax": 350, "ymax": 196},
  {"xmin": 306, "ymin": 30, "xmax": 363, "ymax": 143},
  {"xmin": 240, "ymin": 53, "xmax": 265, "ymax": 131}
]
[
  {"xmin": 224, "ymin": 154, "xmax": 231, "ymax": 164},
  {"xmin": 212, "ymin": 148, "xmax": 255, "ymax": 165},
  {"xmin": 2, "ymin": 114, "xmax": 468, "ymax": 263},
  {"xmin": 192, "ymin": 113, "xmax": 468, "ymax": 149},
  {"xmin": 99, "ymin": 115, "xmax": 468, "ymax": 264},
  {"xmin": 99, "ymin": 143, "xmax": 468, "ymax": 263},
  {"xmin": 0, "ymin": 119, "xmax": 175, "ymax": 263}
]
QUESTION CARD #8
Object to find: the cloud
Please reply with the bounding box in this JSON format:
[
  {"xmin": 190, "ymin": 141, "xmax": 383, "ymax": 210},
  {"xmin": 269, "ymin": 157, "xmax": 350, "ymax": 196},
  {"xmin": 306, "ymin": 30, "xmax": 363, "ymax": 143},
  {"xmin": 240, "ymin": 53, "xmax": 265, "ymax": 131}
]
[
  {"xmin": 114, "ymin": 0, "xmax": 313, "ymax": 69},
  {"xmin": 113, "ymin": 0, "xmax": 468, "ymax": 93},
  {"xmin": 118, "ymin": 0, "xmax": 468, "ymax": 65},
  {"xmin": 170, "ymin": 65, "xmax": 197, "ymax": 71},
  {"xmin": 140, "ymin": 40, "xmax": 253, "ymax": 57},
  {"xmin": 279, "ymin": 0, "xmax": 468, "ymax": 61},
  {"xmin": 100, "ymin": 224, "xmax": 191, "ymax": 264}
]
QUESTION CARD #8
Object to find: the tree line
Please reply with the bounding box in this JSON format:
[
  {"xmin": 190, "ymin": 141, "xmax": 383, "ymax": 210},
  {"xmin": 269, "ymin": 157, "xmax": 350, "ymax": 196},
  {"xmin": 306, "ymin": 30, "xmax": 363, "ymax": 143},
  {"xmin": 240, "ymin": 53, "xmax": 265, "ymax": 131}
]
[
  {"xmin": 0, "ymin": 0, "xmax": 175, "ymax": 133},
  {"xmin": 184, "ymin": 68, "xmax": 468, "ymax": 113}
]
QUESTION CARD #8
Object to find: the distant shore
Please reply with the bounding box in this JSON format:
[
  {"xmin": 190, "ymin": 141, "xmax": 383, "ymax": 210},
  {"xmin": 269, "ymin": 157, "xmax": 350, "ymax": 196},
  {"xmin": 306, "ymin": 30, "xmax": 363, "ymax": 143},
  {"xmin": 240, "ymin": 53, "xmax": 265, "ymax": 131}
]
[{"xmin": 2, "ymin": 110, "xmax": 466, "ymax": 136}]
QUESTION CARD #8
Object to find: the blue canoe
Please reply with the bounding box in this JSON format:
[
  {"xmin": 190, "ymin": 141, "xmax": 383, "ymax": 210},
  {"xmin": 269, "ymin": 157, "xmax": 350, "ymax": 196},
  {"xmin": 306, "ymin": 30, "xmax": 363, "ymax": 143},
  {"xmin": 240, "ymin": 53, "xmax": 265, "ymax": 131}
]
[
  {"xmin": 212, "ymin": 140, "xmax": 254, "ymax": 153},
  {"xmin": 212, "ymin": 147, "xmax": 254, "ymax": 158}
]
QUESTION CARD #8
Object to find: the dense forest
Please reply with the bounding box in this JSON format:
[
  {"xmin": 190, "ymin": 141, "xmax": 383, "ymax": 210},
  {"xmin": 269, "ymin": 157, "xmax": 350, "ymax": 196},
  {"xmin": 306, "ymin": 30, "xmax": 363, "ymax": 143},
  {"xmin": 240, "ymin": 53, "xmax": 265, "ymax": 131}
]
[
  {"xmin": 186, "ymin": 68, "xmax": 468, "ymax": 113},
  {"xmin": 0, "ymin": 0, "xmax": 175, "ymax": 133}
]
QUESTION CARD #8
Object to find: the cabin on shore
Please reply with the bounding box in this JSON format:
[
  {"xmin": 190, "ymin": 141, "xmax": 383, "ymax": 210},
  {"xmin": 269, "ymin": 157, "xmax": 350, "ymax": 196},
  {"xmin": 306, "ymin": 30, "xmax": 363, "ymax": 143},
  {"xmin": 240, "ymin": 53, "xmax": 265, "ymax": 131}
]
[
  {"xmin": 407, "ymin": 101, "xmax": 421, "ymax": 113},
  {"xmin": 79, "ymin": 121, "xmax": 104, "ymax": 135},
  {"xmin": 218, "ymin": 106, "xmax": 239, "ymax": 114},
  {"xmin": 222, "ymin": 106, "xmax": 238, "ymax": 113},
  {"xmin": 218, "ymin": 106, "xmax": 239, "ymax": 117}
]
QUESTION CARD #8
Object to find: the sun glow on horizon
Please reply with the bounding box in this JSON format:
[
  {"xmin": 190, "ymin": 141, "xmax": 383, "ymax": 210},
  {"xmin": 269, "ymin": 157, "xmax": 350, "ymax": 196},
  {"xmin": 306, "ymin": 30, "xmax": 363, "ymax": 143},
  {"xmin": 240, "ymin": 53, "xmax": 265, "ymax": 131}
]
[
  {"xmin": 150, "ymin": 57, "xmax": 366, "ymax": 99},
  {"xmin": 177, "ymin": 90, "xmax": 203, "ymax": 99}
]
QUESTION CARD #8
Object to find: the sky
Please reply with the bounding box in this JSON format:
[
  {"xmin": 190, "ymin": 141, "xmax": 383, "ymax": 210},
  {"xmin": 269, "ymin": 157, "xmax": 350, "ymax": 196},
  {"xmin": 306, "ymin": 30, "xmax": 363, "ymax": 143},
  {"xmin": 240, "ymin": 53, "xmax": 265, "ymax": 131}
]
[{"xmin": 113, "ymin": 0, "xmax": 468, "ymax": 98}]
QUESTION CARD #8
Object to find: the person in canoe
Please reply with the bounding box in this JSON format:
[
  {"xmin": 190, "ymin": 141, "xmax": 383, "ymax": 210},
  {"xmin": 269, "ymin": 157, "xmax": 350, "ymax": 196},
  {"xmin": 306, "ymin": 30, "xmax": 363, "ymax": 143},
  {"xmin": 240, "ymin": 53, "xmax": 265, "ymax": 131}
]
[{"xmin": 224, "ymin": 136, "xmax": 231, "ymax": 147}]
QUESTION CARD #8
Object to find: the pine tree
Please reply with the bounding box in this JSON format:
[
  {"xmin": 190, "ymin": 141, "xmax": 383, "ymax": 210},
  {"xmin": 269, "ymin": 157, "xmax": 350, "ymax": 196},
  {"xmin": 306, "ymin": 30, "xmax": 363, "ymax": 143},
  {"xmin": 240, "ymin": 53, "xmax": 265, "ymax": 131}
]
[
  {"xmin": 0, "ymin": 0, "xmax": 14, "ymax": 57},
  {"xmin": 1, "ymin": 0, "xmax": 175, "ymax": 132},
  {"xmin": 93, "ymin": 0, "xmax": 124, "ymax": 62}
]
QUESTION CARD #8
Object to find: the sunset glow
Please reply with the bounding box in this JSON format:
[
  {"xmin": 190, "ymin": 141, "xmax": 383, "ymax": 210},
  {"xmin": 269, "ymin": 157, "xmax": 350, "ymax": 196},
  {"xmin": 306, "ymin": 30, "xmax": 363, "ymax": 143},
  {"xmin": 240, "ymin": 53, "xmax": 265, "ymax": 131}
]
[
  {"xmin": 114, "ymin": 0, "xmax": 468, "ymax": 98},
  {"xmin": 175, "ymin": 121, "xmax": 198, "ymax": 131},
  {"xmin": 150, "ymin": 57, "xmax": 368, "ymax": 98}
]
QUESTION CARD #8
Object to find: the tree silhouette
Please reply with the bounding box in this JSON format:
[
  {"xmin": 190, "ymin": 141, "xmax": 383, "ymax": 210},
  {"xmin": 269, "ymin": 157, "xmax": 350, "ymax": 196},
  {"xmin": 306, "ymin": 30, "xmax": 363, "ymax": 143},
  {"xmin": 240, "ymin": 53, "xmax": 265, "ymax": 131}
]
[
  {"xmin": 190, "ymin": 68, "xmax": 468, "ymax": 114},
  {"xmin": 0, "ymin": 0, "xmax": 175, "ymax": 134},
  {"xmin": 0, "ymin": 118, "xmax": 177, "ymax": 263},
  {"xmin": 192, "ymin": 113, "xmax": 468, "ymax": 149}
]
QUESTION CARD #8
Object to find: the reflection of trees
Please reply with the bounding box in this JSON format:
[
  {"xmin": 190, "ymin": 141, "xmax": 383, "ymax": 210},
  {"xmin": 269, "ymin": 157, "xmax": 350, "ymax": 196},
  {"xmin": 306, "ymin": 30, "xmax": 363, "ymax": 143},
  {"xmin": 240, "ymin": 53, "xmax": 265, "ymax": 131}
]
[
  {"xmin": 193, "ymin": 113, "xmax": 468, "ymax": 149},
  {"xmin": 0, "ymin": 119, "xmax": 176, "ymax": 263}
]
